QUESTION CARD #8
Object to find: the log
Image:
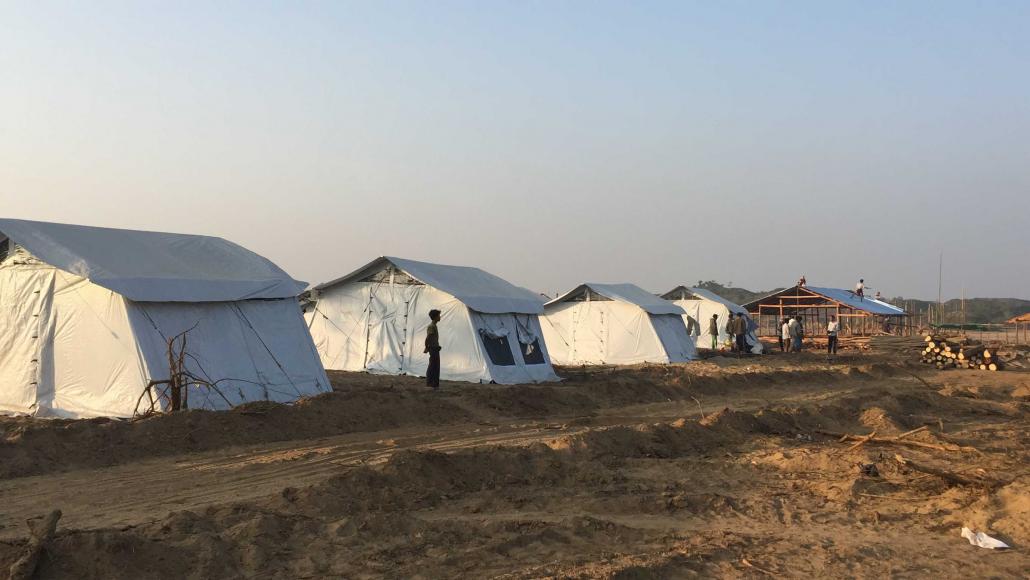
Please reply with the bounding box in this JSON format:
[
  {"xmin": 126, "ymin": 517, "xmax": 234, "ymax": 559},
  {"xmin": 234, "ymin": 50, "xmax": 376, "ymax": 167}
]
[
  {"xmin": 9, "ymin": 510, "xmax": 62, "ymax": 580},
  {"xmin": 958, "ymin": 345, "xmax": 985, "ymax": 360},
  {"xmin": 892, "ymin": 454, "xmax": 995, "ymax": 487}
]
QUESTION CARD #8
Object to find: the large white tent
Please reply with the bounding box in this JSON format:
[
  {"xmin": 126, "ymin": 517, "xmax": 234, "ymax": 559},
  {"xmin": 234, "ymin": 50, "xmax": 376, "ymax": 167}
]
[
  {"xmin": 662, "ymin": 286, "xmax": 763, "ymax": 354},
  {"xmin": 305, "ymin": 256, "xmax": 559, "ymax": 384},
  {"xmin": 0, "ymin": 219, "xmax": 330, "ymax": 419},
  {"xmin": 541, "ymin": 283, "xmax": 698, "ymax": 365}
]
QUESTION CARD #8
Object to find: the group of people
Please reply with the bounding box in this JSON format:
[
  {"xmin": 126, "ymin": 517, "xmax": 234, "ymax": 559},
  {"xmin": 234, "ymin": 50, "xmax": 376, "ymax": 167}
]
[
  {"xmin": 853, "ymin": 279, "xmax": 881, "ymax": 301},
  {"xmin": 709, "ymin": 312, "xmax": 752, "ymax": 354},
  {"xmin": 779, "ymin": 316, "xmax": 804, "ymax": 352},
  {"xmin": 780, "ymin": 314, "xmax": 841, "ymax": 356}
]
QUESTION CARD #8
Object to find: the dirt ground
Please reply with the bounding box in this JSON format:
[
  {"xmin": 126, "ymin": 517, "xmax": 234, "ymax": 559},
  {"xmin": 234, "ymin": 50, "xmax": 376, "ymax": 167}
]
[{"xmin": 1, "ymin": 346, "xmax": 1028, "ymax": 578}]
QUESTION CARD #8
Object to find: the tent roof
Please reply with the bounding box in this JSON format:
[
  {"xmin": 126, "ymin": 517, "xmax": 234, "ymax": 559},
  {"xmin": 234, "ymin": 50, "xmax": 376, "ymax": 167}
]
[
  {"xmin": 667, "ymin": 286, "xmax": 748, "ymax": 315},
  {"xmin": 743, "ymin": 285, "xmax": 906, "ymax": 316},
  {"xmin": 547, "ymin": 283, "xmax": 684, "ymax": 315},
  {"xmin": 0, "ymin": 218, "xmax": 305, "ymax": 302},
  {"xmin": 315, "ymin": 256, "xmax": 545, "ymax": 315}
]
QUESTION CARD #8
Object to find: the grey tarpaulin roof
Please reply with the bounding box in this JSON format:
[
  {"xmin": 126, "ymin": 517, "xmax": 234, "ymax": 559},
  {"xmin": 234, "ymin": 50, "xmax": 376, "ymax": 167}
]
[
  {"xmin": 547, "ymin": 283, "xmax": 685, "ymax": 315},
  {"xmin": 0, "ymin": 218, "xmax": 306, "ymax": 302},
  {"xmin": 674, "ymin": 286, "xmax": 749, "ymax": 315},
  {"xmin": 315, "ymin": 256, "xmax": 545, "ymax": 315}
]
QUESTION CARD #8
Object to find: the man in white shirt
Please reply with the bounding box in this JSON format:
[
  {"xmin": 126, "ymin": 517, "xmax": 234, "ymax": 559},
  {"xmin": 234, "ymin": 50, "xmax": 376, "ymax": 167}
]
[
  {"xmin": 781, "ymin": 318, "xmax": 791, "ymax": 352},
  {"xmin": 827, "ymin": 315, "xmax": 840, "ymax": 357},
  {"xmin": 855, "ymin": 279, "xmax": 865, "ymax": 300},
  {"xmin": 788, "ymin": 317, "xmax": 801, "ymax": 352}
]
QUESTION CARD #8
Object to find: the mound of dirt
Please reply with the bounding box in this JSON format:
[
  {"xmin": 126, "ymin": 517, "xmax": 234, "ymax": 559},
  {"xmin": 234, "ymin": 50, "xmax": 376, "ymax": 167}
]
[
  {"xmin": 0, "ymin": 389, "xmax": 473, "ymax": 480},
  {"xmin": 0, "ymin": 362, "xmax": 910, "ymax": 481},
  {"xmin": 3, "ymin": 369, "xmax": 1030, "ymax": 579}
]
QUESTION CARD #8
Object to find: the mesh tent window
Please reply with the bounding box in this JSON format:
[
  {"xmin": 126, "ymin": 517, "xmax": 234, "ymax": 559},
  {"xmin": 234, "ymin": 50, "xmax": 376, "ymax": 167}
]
[
  {"xmin": 358, "ymin": 266, "xmax": 423, "ymax": 285},
  {"xmin": 567, "ymin": 288, "xmax": 612, "ymax": 302},
  {"xmin": 479, "ymin": 331, "xmax": 516, "ymax": 366},
  {"xmin": 519, "ymin": 338, "xmax": 545, "ymax": 365},
  {"xmin": 661, "ymin": 287, "xmax": 697, "ymax": 301}
]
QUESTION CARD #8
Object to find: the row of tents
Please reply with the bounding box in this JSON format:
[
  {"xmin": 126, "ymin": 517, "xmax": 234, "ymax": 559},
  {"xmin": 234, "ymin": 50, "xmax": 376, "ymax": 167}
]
[{"xmin": 0, "ymin": 219, "xmax": 760, "ymax": 419}]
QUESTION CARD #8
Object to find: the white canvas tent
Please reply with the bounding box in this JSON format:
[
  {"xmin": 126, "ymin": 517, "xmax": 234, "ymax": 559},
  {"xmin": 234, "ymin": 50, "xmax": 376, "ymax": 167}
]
[
  {"xmin": 541, "ymin": 283, "xmax": 698, "ymax": 365},
  {"xmin": 0, "ymin": 219, "xmax": 330, "ymax": 419},
  {"xmin": 662, "ymin": 286, "xmax": 763, "ymax": 354},
  {"xmin": 305, "ymin": 257, "xmax": 559, "ymax": 384}
]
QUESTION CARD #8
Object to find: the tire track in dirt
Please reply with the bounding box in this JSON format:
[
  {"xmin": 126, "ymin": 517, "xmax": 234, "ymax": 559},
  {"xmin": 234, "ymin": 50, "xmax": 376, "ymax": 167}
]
[{"xmin": 0, "ymin": 422, "xmax": 585, "ymax": 539}]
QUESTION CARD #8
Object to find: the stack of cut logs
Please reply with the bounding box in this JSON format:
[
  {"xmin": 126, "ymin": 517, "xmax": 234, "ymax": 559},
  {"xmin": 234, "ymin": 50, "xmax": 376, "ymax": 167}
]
[{"xmin": 921, "ymin": 335, "xmax": 1003, "ymax": 371}]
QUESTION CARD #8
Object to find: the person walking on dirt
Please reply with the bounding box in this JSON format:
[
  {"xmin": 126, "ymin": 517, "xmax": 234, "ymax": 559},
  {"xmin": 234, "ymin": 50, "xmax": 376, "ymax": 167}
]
[
  {"xmin": 787, "ymin": 317, "xmax": 797, "ymax": 352},
  {"xmin": 827, "ymin": 315, "xmax": 840, "ymax": 357},
  {"xmin": 780, "ymin": 318, "xmax": 791, "ymax": 352},
  {"xmin": 725, "ymin": 314, "xmax": 736, "ymax": 352},
  {"xmin": 791, "ymin": 316, "xmax": 804, "ymax": 352},
  {"xmin": 708, "ymin": 314, "xmax": 719, "ymax": 350},
  {"xmin": 732, "ymin": 312, "xmax": 747, "ymax": 355},
  {"xmin": 425, "ymin": 309, "xmax": 442, "ymax": 389}
]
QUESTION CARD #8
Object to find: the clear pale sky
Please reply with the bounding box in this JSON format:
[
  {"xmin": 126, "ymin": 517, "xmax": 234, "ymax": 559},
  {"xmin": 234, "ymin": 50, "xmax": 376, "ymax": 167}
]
[{"xmin": 3, "ymin": 1, "xmax": 1028, "ymax": 300}]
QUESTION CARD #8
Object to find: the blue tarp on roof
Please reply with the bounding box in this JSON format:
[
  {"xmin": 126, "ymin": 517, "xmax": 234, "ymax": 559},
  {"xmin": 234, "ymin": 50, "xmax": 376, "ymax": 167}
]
[{"xmin": 806, "ymin": 286, "xmax": 906, "ymax": 315}]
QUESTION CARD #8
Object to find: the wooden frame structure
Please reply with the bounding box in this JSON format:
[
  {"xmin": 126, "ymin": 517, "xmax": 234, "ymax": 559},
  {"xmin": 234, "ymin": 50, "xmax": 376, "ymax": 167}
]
[{"xmin": 743, "ymin": 285, "xmax": 910, "ymax": 337}]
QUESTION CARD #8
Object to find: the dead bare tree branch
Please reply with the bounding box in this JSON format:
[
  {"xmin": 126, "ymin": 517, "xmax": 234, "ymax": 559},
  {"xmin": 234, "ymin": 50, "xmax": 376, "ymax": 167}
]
[{"xmin": 133, "ymin": 326, "xmax": 258, "ymax": 418}]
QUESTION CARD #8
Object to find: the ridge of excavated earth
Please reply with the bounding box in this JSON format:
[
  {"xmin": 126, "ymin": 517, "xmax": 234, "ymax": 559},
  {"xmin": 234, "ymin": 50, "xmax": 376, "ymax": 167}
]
[{"xmin": 0, "ymin": 351, "xmax": 1028, "ymax": 578}]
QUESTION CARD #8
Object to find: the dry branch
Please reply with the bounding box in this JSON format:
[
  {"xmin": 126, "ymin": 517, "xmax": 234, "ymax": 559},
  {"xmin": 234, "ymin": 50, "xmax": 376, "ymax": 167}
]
[
  {"xmin": 844, "ymin": 430, "xmax": 877, "ymax": 453},
  {"xmin": 133, "ymin": 327, "xmax": 241, "ymax": 417},
  {"xmin": 815, "ymin": 430, "xmax": 979, "ymax": 454},
  {"xmin": 740, "ymin": 558, "xmax": 778, "ymax": 577}
]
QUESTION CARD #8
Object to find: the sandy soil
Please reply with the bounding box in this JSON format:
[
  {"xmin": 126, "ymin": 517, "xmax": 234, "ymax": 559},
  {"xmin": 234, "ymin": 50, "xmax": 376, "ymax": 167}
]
[{"xmin": 0, "ymin": 348, "xmax": 1027, "ymax": 578}]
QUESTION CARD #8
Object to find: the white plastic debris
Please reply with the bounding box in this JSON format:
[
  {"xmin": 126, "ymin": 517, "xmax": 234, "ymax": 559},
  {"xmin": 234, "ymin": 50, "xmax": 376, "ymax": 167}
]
[{"xmin": 961, "ymin": 527, "xmax": 1010, "ymax": 549}]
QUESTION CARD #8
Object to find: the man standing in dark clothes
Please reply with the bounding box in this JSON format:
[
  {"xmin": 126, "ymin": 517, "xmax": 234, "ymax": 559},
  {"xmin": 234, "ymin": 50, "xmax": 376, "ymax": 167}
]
[
  {"xmin": 425, "ymin": 309, "xmax": 442, "ymax": 389},
  {"xmin": 733, "ymin": 312, "xmax": 747, "ymax": 355}
]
